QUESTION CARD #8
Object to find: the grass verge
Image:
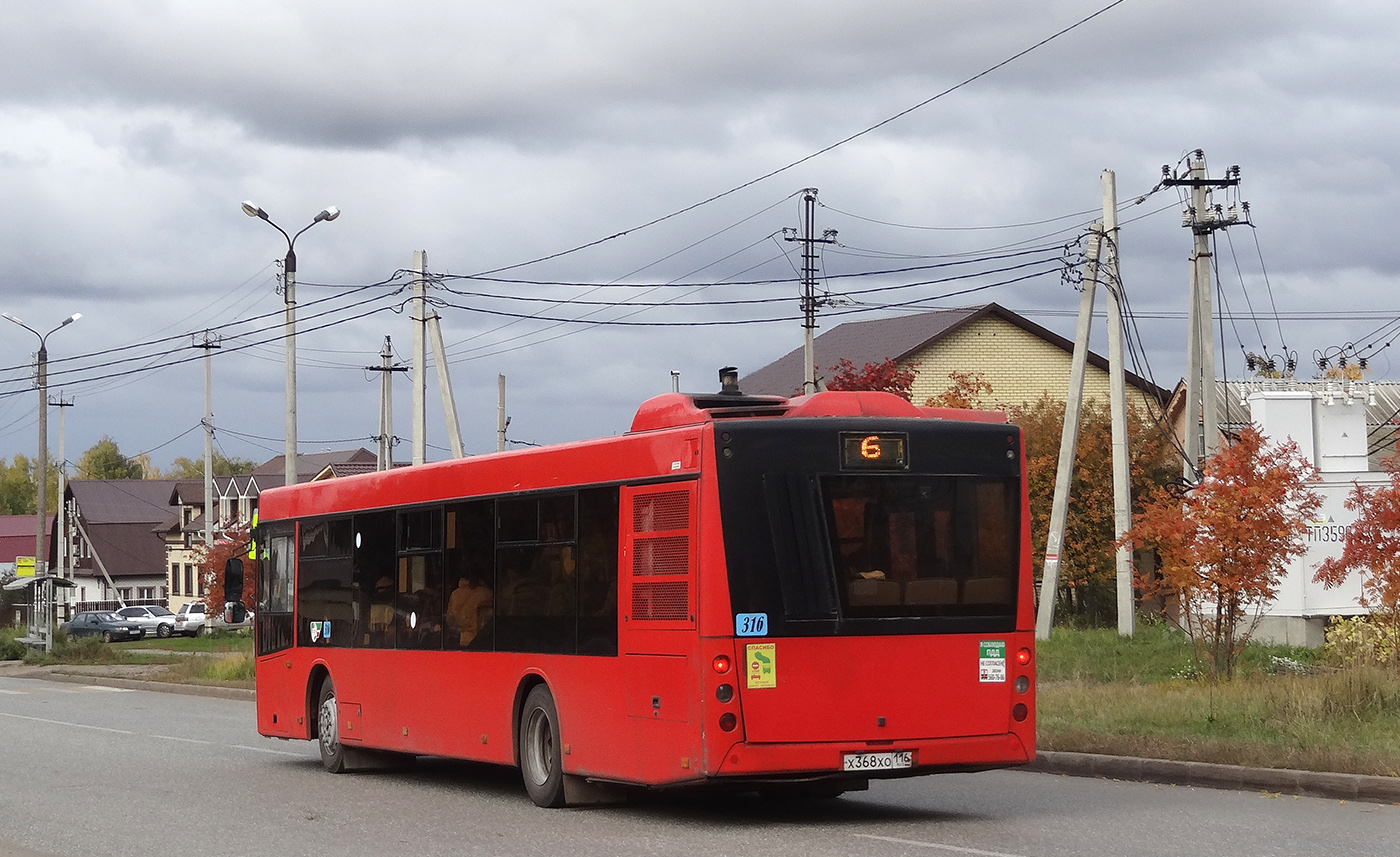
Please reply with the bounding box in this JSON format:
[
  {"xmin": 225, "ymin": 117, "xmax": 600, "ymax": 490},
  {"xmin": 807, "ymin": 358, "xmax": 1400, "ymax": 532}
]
[{"xmin": 1037, "ymin": 624, "xmax": 1400, "ymax": 777}]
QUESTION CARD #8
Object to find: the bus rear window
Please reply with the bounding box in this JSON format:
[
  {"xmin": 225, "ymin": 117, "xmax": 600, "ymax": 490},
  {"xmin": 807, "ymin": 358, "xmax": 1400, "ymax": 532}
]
[{"xmin": 823, "ymin": 475, "xmax": 1017, "ymax": 619}]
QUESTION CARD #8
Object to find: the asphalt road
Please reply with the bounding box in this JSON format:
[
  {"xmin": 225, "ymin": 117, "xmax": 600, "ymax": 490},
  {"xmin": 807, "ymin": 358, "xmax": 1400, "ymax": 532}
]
[{"xmin": 0, "ymin": 674, "xmax": 1394, "ymax": 857}]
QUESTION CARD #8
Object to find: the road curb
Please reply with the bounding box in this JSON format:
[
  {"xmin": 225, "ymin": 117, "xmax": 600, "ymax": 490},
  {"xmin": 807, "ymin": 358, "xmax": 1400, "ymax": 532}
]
[
  {"xmin": 25, "ymin": 668, "xmax": 255, "ymax": 701},
  {"xmin": 1025, "ymin": 750, "xmax": 1400, "ymax": 804}
]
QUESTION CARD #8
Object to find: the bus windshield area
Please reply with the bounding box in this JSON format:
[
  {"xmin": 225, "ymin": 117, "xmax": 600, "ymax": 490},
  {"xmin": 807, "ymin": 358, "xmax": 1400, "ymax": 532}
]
[{"xmin": 823, "ymin": 474, "xmax": 1018, "ymax": 619}]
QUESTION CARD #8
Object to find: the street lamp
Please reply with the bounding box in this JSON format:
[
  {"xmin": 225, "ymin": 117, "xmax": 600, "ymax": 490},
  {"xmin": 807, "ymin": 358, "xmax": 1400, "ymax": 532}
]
[
  {"xmin": 241, "ymin": 202, "xmax": 340, "ymax": 486},
  {"xmin": 3, "ymin": 311, "xmax": 80, "ymax": 652}
]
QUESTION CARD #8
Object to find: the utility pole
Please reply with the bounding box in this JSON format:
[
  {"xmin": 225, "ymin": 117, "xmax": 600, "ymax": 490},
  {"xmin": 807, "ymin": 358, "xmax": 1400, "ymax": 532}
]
[
  {"xmin": 1036, "ymin": 226, "xmax": 1101, "ymax": 640},
  {"xmin": 497, "ymin": 374, "xmax": 507, "ymax": 453},
  {"xmin": 1036, "ymin": 169, "xmax": 1136, "ymax": 639},
  {"xmin": 412, "ymin": 250, "xmax": 428, "ymax": 466},
  {"xmin": 783, "ymin": 189, "xmax": 838, "ymax": 394},
  {"xmin": 426, "ymin": 310, "xmax": 465, "ymax": 459},
  {"xmin": 52, "ymin": 395, "xmax": 73, "ymax": 628},
  {"xmin": 1162, "ymin": 153, "xmax": 1245, "ymax": 476},
  {"xmin": 193, "ymin": 333, "xmax": 220, "ymax": 549},
  {"xmin": 365, "ymin": 336, "xmax": 407, "ymax": 470},
  {"xmin": 1101, "ymin": 170, "xmax": 1135, "ymax": 638}
]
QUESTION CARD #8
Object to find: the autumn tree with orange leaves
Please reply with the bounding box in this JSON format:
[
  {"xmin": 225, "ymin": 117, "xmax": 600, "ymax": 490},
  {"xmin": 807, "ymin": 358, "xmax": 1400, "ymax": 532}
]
[
  {"xmin": 1314, "ymin": 462, "xmax": 1400, "ymax": 642},
  {"xmin": 924, "ymin": 370, "xmax": 995, "ymax": 410},
  {"xmin": 1009, "ymin": 393, "xmax": 1178, "ymax": 626},
  {"xmin": 1124, "ymin": 427, "xmax": 1322, "ymax": 680}
]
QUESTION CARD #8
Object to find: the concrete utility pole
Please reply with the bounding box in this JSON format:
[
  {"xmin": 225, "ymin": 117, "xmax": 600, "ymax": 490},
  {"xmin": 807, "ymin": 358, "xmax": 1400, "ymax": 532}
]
[
  {"xmin": 497, "ymin": 374, "xmax": 507, "ymax": 453},
  {"xmin": 427, "ymin": 310, "xmax": 464, "ymax": 459},
  {"xmin": 365, "ymin": 336, "xmax": 407, "ymax": 471},
  {"xmin": 1101, "ymin": 170, "xmax": 1135, "ymax": 638},
  {"xmin": 193, "ymin": 333, "xmax": 220, "ymax": 549},
  {"xmin": 783, "ymin": 189, "xmax": 838, "ymax": 394},
  {"xmin": 53, "ymin": 395, "xmax": 73, "ymax": 626},
  {"xmin": 1036, "ymin": 226, "xmax": 1101, "ymax": 640},
  {"xmin": 1036, "ymin": 169, "xmax": 1136, "ymax": 639},
  {"xmin": 1161, "ymin": 154, "xmax": 1244, "ymax": 476},
  {"xmin": 412, "ymin": 250, "xmax": 428, "ymax": 466}
]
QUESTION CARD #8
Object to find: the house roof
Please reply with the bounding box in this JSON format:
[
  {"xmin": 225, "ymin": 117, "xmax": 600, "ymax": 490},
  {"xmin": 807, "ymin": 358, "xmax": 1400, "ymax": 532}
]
[
  {"xmin": 0, "ymin": 515, "xmax": 54, "ymax": 564},
  {"xmin": 313, "ymin": 462, "xmax": 379, "ymax": 480},
  {"xmin": 67, "ymin": 480, "xmax": 181, "ymax": 527},
  {"xmin": 740, "ymin": 303, "xmax": 1169, "ymax": 402},
  {"xmin": 252, "ymin": 448, "xmax": 377, "ymax": 486},
  {"xmin": 80, "ymin": 521, "xmax": 170, "ymax": 579}
]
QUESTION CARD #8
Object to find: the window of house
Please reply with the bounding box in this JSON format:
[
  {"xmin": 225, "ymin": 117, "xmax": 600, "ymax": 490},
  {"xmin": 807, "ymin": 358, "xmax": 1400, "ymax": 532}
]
[{"xmin": 171, "ymin": 564, "xmax": 181, "ymax": 596}]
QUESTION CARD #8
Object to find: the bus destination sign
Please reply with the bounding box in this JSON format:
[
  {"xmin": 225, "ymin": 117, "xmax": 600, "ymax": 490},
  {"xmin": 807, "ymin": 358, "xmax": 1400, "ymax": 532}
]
[{"xmin": 839, "ymin": 432, "xmax": 908, "ymax": 470}]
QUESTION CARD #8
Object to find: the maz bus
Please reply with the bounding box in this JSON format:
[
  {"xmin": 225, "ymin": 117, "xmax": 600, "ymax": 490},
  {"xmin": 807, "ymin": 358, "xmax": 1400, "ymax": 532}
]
[{"xmin": 252, "ymin": 373, "xmax": 1035, "ymax": 807}]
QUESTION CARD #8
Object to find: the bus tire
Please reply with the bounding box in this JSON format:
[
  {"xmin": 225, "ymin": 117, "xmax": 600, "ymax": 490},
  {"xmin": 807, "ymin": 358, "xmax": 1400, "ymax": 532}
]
[
  {"xmin": 317, "ymin": 678, "xmax": 347, "ymax": 774},
  {"xmin": 518, "ymin": 684, "xmax": 566, "ymax": 807}
]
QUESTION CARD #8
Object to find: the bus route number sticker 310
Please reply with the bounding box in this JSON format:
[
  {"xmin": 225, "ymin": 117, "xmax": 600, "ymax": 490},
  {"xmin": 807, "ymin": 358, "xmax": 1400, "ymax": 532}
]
[
  {"xmin": 746, "ymin": 642, "xmax": 776, "ymax": 689},
  {"xmin": 979, "ymin": 640, "xmax": 1006, "ymax": 683}
]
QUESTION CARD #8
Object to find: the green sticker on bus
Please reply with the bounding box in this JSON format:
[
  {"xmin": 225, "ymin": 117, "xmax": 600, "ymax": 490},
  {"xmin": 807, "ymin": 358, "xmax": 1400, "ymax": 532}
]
[{"xmin": 979, "ymin": 640, "xmax": 1006, "ymax": 683}]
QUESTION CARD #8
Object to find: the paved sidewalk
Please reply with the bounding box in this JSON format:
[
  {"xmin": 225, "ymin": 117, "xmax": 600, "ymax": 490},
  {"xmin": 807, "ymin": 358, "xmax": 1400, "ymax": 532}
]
[{"xmin": 1026, "ymin": 750, "xmax": 1400, "ymax": 804}]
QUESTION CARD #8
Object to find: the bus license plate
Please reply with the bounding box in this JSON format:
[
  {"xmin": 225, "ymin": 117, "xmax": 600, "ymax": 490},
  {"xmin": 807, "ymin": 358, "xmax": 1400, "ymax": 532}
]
[{"xmin": 842, "ymin": 750, "xmax": 914, "ymax": 772}]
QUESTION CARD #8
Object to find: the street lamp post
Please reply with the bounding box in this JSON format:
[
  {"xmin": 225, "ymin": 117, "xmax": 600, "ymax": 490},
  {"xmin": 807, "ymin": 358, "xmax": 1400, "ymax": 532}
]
[
  {"xmin": 3, "ymin": 311, "xmax": 81, "ymax": 652},
  {"xmin": 241, "ymin": 202, "xmax": 340, "ymax": 486}
]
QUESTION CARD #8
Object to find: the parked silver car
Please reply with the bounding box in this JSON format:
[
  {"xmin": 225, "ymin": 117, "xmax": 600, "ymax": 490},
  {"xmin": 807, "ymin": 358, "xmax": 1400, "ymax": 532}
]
[{"xmin": 114, "ymin": 605, "xmax": 177, "ymax": 639}]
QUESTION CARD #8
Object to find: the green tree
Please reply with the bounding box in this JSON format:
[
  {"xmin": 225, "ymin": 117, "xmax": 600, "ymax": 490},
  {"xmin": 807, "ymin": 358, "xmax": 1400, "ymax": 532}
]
[
  {"xmin": 168, "ymin": 452, "xmax": 258, "ymax": 479},
  {"xmin": 0, "ymin": 455, "xmax": 37, "ymax": 515},
  {"xmin": 76, "ymin": 437, "xmax": 143, "ymax": 480}
]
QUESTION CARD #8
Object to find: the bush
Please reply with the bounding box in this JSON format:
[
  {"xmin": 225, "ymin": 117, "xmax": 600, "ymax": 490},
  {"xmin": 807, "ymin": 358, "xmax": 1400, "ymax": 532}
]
[
  {"xmin": 0, "ymin": 626, "xmax": 26, "ymax": 660},
  {"xmin": 1323, "ymin": 616, "xmax": 1400, "ymax": 668}
]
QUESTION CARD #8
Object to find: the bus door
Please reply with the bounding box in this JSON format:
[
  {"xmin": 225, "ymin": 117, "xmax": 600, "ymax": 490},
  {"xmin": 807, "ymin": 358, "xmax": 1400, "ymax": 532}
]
[{"xmin": 617, "ymin": 483, "xmax": 702, "ymax": 776}]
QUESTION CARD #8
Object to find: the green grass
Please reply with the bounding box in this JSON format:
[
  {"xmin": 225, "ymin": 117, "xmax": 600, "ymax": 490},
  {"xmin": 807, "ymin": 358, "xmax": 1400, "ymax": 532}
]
[
  {"xmin": 132, "ymin": 633, "xmax": 254, "ymax": 654},
  {"xmin": 1037, "ymin": 625, "xmax": 1400, "ymax": 777}
]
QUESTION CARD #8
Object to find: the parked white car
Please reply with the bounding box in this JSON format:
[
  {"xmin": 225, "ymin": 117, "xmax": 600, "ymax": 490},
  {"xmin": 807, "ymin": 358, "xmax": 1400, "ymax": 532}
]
[
  {"xmin": 172, "ymin": 601, "xmax": 207, "ymax": 637},
  {"xmin": 114, "ymin": 605, "xmax": 177, "ymax": 639},
  {"xmin": 174, "ymin": 601, "xmax": 254, "ymax": 636}
]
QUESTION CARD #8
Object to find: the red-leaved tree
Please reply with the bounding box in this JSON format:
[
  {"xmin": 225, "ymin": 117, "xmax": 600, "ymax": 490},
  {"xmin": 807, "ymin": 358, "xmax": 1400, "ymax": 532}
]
[
  {"xmin": 1123, "ymin": 427, "xmax": 1322, "ymax": 680},
  {"xmin": 825, "ymin": 358, "xmax": 917, "ymax": 400},
  {"xmin": 1314, "ymin": 462, "xmax": 1400, "ymax": 639},
  {"xmin": 199, "ymin": 522, "xmax": 257, "ymax": 615}
]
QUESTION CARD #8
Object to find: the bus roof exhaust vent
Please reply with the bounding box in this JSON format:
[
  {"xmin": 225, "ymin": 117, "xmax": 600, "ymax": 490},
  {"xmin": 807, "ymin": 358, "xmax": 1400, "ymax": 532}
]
[{"xmin": 718, "ymin": 366, "xmax": 742, "ymax": 396}]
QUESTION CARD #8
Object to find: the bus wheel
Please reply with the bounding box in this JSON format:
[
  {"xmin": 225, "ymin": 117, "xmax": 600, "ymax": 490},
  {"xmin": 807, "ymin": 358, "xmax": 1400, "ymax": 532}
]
[
  {"xmin": 518, "ymin": 685, "xmax": 566, "ymax": 807},
  {"xmin": 317, "ymin": 678, "xmax": 347, "ymax": 774}
]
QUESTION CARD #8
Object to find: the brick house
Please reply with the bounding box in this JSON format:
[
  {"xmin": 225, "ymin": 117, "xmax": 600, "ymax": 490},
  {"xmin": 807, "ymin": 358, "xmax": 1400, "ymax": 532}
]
[{"xmin": 740, "ymin": 303, "xmax": 1168, "ymax": 411}]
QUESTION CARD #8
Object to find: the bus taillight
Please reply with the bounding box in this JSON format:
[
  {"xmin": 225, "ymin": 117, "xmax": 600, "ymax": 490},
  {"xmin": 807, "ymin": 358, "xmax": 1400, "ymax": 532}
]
[
  {"xmin": 712, "ymin": 654, "xmax": 732, "ymax": 674},
  {"xmin": 719, "ymin": 713, "xmax": 738, "ymax": 732},
  {"xmin": 1016, "ymin": 647, "xmax": 1032, "ymax": 666},
  {"xmin": 716, "ymin": 683, "xmax": 734, "ymax": 703},
  {"xmin": 1012, "ymin": 703, "xmax": 1029, "ymax": 722}
]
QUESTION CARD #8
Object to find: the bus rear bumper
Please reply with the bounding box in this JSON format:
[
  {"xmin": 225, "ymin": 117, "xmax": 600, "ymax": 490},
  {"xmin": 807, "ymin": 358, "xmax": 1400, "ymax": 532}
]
[{"xmin": 708, "ymin": 732, "xmax": 1033, "ymax": 780}]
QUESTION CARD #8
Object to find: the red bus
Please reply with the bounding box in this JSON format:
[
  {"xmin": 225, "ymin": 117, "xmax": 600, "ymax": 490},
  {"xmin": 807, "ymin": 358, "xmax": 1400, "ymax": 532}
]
[{"xmin": 252, "ymin": 374, "xmax": 1035, "ymax": 807}]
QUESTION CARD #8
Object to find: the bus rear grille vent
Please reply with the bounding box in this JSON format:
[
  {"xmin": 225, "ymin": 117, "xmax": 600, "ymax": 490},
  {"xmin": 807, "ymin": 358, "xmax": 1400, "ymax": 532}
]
[
  {"xmin": 631, "ymin": 580, "xmax": 689, "ymax": 621},
  {"xmin": 633, "ymin": 491, "xmax": 690, "ymax": 532},
  {"xmin": 632, "ymin": 535, "xmax": 688, "ymax": 576}
]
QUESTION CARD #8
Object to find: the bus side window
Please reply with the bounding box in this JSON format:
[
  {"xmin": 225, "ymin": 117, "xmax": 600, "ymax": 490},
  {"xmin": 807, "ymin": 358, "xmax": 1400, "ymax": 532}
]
[
  {"xmin": 577, "ymin": 487, "xmax": 619, "ymax": 655},
  {"xmin": 352, "ymin": 511, "xmax": 396, "ymax": 649}
]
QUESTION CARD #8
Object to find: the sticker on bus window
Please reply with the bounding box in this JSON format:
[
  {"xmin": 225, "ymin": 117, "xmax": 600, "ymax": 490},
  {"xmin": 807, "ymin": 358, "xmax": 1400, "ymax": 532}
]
[
  {"xmin": 979, "ymin": 640, "xmax": 1007, "ymax": 683},
  {"xmin": 746, "ymin": 642, "xmax": 776, "ymax": 689},
  {"xmin": 735, "ymin": 613, "xmax": 768, "ymax": 637}
]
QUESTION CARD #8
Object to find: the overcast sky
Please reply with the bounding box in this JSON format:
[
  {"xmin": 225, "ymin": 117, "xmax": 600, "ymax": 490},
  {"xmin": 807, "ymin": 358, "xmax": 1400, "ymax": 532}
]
[{"xmin": 1, "ymin": 1, "xmax": 1397, "ymax": 473}]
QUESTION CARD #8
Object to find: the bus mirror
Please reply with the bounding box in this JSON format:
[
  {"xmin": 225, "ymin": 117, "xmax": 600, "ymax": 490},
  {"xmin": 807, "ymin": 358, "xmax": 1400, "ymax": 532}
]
[{"xmin": 224, "ymin": 558, "xmax": 245, "ymax": 603}]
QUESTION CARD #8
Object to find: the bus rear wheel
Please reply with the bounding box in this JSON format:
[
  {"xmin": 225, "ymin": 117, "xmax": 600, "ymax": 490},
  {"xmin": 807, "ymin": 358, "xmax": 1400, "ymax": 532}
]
[
  {"xmin": 518, "ymin": 685, "xmax": 565, "ymax": 807},
  {"xmin": 317, "ymin": 678, "xmax": 347, "ymax": 774}
]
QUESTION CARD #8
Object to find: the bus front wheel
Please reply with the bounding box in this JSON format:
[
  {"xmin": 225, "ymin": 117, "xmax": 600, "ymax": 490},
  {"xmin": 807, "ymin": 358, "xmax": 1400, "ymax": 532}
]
[
  {"xmin": 518, "ymin": 685, "xmax": 566, "ymax": 807},
  {"xmin": 317, "ymin": 678, "xmax": 347, "ymax": 774}
]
